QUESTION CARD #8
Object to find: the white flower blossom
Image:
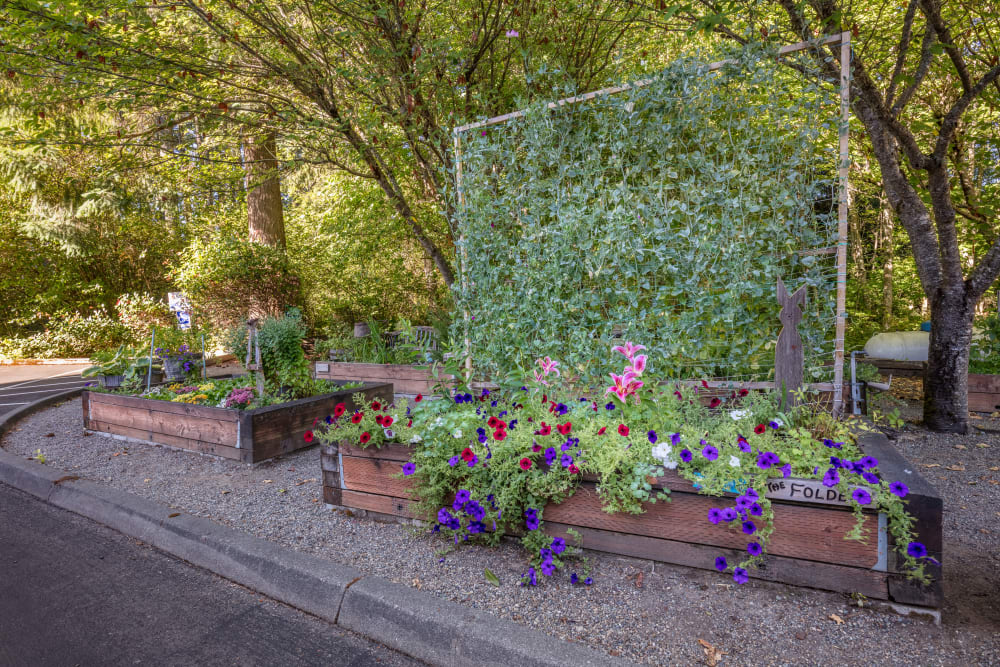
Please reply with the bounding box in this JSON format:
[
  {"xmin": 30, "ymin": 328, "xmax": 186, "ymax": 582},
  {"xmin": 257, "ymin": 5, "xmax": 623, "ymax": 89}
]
[
  {"xmin": 728, "ymin": 455, "xmax": 741, "ymax": 468},
  {"xmin": 383, "ymin": 428, "xmax": 395, "ymax": 439},
  {"xmin": 651, "ymin": 443, "xmax": 678, "ymax": 469},
  {"xmin": 453, "ymin": 429, "xmax": 463, "ymax": 438},
  {"xmin": 729, "ymin": 409, "xmax": 750, "ymax": 421}
]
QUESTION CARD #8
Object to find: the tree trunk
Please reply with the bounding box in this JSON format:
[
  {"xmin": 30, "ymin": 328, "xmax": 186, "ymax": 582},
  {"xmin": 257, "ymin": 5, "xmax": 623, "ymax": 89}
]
[
  {"xmin": 923, "ymin": 289, "xmax": 974, "ymax": 433},
  {"xmin": 243, "ymin": 131, "xmax": 286, "ymax": 248},
  {"xmin": 879, "ymin": 192, "xmax": 894, "ymax": 330}
]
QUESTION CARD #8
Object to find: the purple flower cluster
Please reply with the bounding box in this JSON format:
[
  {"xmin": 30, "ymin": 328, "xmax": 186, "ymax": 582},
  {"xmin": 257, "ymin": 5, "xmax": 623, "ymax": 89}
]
[
  {"xmin": 224, "ymin": 387, "xmax": 254, "ymax": 408},
  {"xmin": 434, "ymin": 489, "xmax": 497, "ymax": 539},
  {"xmin": 524, "ymin": 536, "xmax": 570, "ymax": 584}
]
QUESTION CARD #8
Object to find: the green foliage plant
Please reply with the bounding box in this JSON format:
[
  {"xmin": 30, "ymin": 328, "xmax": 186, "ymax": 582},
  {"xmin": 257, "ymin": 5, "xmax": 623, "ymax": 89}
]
[
  {"xmin": 224, "ymin": 309, "xmax": 325, "ymax": 399},
  {"xmin": 312, "ymin": 342, "xmax": 933, "ymax": 587},
  {"xmin": 970, "ymin": 314, "xmax": 1000, "ymax": 375}
]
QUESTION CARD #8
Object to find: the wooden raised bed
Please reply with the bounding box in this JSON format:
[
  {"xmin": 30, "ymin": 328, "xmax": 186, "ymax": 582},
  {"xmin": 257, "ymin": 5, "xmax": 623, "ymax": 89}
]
[
  {"xmin": 320, "ymin": 432, "xmax": 941, "ymax": 608},
  {"xmin": 314, "ymin": 362, "xmax": 441, "ymax": 395},
  {"xmin": 83, "ymin": 382, "xmax": 393, "ymax": 464},
  {"xmin": 968, "ymin": 374, "xmax": 1000, "ymax": 414}
]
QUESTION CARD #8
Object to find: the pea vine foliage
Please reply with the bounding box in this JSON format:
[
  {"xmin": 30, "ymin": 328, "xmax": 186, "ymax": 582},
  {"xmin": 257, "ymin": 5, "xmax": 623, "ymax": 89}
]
[
  {"xmin": 451, "ymin": 43, "xmax": 841, "ymax": 388},
  {"xmin": 313, "ymin": 344, "xmax": 934, "ymax": 587}
]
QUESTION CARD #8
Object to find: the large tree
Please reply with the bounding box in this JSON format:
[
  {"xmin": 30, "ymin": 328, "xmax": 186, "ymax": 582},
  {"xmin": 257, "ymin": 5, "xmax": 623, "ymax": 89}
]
[{"xmin": 659, "ymin": 0, "xmax": 1000, "ymax": 432}]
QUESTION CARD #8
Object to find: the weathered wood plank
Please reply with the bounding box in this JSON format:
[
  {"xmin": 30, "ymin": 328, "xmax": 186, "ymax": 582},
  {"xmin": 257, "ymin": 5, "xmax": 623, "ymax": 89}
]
[
  {"xmin": 542, "ymin": 485, "xmax": 878, "ymax": 567},
  {"xmin": 87, "ymin": 419, "xmax": 242, "ymax": 460},
  {"xmin": 341, "ymin": 456, "xmax": 416, "ymax": 499},
  {"xmin": 89, "ymin": 401, "xmax": 237, "ymax": 446},
  {"xmin": 340, "ymin": 443, "xmax": 413, "ymax": 462},
  {"xmin": 339, "ymin": 489, "xmax": 418, "ymax": 517},
  {"xmin": 968, "ymin": 392, "xmax": 1000, "ymax": 413},
  {"xmin": 81, "ymin": 390, "xmax": 91, "ymax": 429},
  {"xmin": 544, "ymin": 523, "xmax": 889, "ymax": 600},
  {"xmin": 85, "ymin": 391, "xmax": 236, "ymax": 420},
  {"xmin": 968, "ymin": 374, "xmax": 1000, "ymax": 393}
]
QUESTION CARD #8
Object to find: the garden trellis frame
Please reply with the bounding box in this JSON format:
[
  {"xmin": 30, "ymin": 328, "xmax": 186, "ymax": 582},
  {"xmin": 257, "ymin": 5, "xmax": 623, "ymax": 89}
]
[{"xmin": 452, "ymin": 32, "xmax": 852, "ymax": 416}]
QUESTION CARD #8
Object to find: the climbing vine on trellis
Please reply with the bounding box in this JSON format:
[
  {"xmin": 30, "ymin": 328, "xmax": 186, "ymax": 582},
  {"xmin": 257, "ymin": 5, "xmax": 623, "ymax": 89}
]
[{"xmin": 452, "ymin": 44, "xmax": 841, "ymax": 387}]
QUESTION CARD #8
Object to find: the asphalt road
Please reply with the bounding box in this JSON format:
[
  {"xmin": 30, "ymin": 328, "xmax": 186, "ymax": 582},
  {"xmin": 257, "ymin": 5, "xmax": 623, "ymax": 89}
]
[
  {"xmin": 0, "ymin": 365, "xmax": 90, "ymax": 417},
  {"xmin": 0, "ymin": 482, "xmax": 422, "ymax": 667}
]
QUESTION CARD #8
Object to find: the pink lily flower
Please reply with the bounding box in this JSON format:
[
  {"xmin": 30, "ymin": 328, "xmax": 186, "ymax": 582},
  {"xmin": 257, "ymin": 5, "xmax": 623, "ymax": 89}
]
[
  {"xmin": 537, "ymin": 356, "xmax": 560, "ymax": 377},
  {"xmin": 629, "ymin": 354, "xmax": 647, "ymax": 375},
  {"xmin": 611, "ymin": 341, "xmax": 646, "ymax": 361},
  {"xmin": 532, "ymin": 369, "xmax": 550, "ymax": 386}
]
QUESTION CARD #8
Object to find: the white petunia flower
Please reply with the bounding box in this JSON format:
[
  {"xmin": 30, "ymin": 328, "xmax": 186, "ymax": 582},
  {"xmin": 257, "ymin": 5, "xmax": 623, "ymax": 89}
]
[
  {"xmin": 453, "ymin": 429, "xmax": 463, "ymax": 438},
  {"xmin": 729, "ymin": 455, "xmax": 741, "ymax": 468},
  {"xmin": 729, "ymin": 409, "xmax": 750, "ymax": 421},
  {"xmin": 383, "ymin": 428, "xmax": 395, "ymax": 439}
]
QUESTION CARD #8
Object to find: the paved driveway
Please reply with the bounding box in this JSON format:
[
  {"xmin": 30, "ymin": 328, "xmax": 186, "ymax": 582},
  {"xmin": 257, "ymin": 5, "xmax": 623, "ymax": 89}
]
[{"xmin": 0, "ymin": 365, "xmax": 90, "ymax": 417}]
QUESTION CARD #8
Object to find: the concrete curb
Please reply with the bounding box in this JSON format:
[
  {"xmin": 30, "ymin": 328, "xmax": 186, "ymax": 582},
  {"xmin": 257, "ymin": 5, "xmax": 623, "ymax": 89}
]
[
  {"xmin": 0, "ymin": 402, "xmax": 627, "ymax": 667},
  {"xmin": 0, "ymin": 358, "xmax": 91, "ymax": 365},
  {"xmin": 0, "ymin": 387, "xmax": 83, "ymax": 440}
]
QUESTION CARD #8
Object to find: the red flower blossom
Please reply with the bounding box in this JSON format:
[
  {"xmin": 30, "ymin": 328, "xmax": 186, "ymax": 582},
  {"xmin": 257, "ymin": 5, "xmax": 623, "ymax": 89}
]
[
  {"xmin": 461, "ymin": 447, "xmax": 476, "ymax": 462},
  {"xmin": 375, "ymin": 415, "xmax": 384, "ymax": 425},
  {"xmin": 407, "ymin": 419, "xmax": 413, "ymax": 427},
  {"xmin": 738, "ymin": 389, "xmax": 749, "ymax": 397},
  {"xmin": 536, "ymin": 423, "xmax": 552, "ymax": 436},
  {"xmin": 334, "ymin": 402, "xmax": 346, "ymax": 418},
  {"xmin": 415, "ymin": 394, "xmax": 423, "ymax": 402},
  {"xmin": 674, "ymin": 390, "xmax": 682, "ymax": 400},
  {"xmin": 753, "ymin": 424, "xmax": 766, "ymax": 435},
  {"xmin": 312, "ymin": 417, "xmax": 318, "ymax": 426},
  {"xmin": 493, "ymin": 429, "xmax": 507, "ymax": 441},
  {"xmin": 303, "ymin": 430, "xmax": 314, "ymax": 443},
  {"xmin": 496, "ymin": 419, "xmax": 507, "ymax": 429},
  {"xmin": 568, "ymin": 464, "xmax": 579, "ymax": 474},
  {"xmin": 701, "ymin": 379, "xmax": 710, "ymax": 389},
  {"xmin": 487, "ymin": 416, "xmax": 500, "ymax": 428},
  {"xmin": 592, "ymin": 403, "xmax": 599, "ymax": 411},
  {"xmin": 359, "ymin": 431, "xmax": 371, "ymax": 444},
  {"xmin": 618, "ymin": 424, "xmax": 630, "ymax": 437},
  {"xmin": 382, "ymin": 415, "xmax": 394, "ymax": 427},
  {"xmin": 351, "ymin": 412, "xmax": 363, "ymax": 424},
  {"xmin": 531, "ymin": 443, "xmax": 542, "ymax": 452},
  {"xmin": 709, "ymin": 397, "xmax": 722, "ymax": 408},
  {"xmin": 541, "ymin": 394, "xmax": 547, "ymax": 404},
  {"xmin": 519, "ymin": 457, "xmax": 532, "ymax": 471},
  {"xmin": 371, "ymin": 400, "xmax": 382, "ymax": 411},
  {"xmin": 598, "ymin": 427, "xmax": 607, "ymax": 435},
  {"xmin": 556, "ymin": 422, "xmax": 572, "ymax": 435}
]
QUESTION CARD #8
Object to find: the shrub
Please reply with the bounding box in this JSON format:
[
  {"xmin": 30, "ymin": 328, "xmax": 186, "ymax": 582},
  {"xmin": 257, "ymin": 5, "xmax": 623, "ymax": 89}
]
[
  {"xmin": 0, "ymin": 307, "xmax": 129, "ymax": 358},
  {"xmin": 115, "ymin": 292, "xmax": 176, "ymax": 339},
  {"xmin": 224, "ymin": 309, "xmax": 315, "ymax": 396}
]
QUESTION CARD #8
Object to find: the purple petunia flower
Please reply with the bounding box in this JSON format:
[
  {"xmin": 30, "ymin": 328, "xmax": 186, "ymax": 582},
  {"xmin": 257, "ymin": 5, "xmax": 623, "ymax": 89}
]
[
  {"xmin": 822, "ymin": 468, "xmax": 840, "ymax": 488},
  {"xmin": 781, "ymin": 463, "xmax": 791, "ymax": 479},
  {"xmin": 889, "ymin": 481, "xmax": 909, "ymax": 498},
  {"xmin": 545, "ymin": 447, "xmax": 557, "ymax": 466},
  {"xmin": 560, "ymin": 453, "xmax": 573, "ymax": 468},
  {"xmin": 584, "ymin": 577, "xmax": 593, "ymax": 585},
  {"xmin": 561, "ymin": 440, "xmax": 573, "ymax": 452},
  {"xmin": 525, "ymin": 508, "xmax": 539, "ymax": 531},
  {"xmin": 402, "ymin": 462, "xmax": 416, "ymax": 476},
  {"xmin": 670, "ymin": 433, "xmax": 681, "ymax": 446},
  {"xmin": 830, "ymin": 456, "xmax": 843, "ymax": 468},
  {"xmin": 862, "ymin": 471, "xmax": 879, "ymax": 485},
  {"xmin": 455, "ymin": 490, "xmax": 471, "ymax": 505},
  {"xmin": 744, "ymin": 488, "xmax": 758, "ymax": 500},
  {"xmin": 605, "ymin": 402, "xmax": 615, "ymax": 411},
  {"xmin": 742, "ymin": 520, "xmax": 757, "ymax": 535},
  {"xmin": 708, "ymin": 508, "xmax": 723, "ymax": 524},
  {"xmin": 721, "ymin": 508, "xmax": 737, "ymax": 522},
  {"xmin": 680, "ymin": 449, "xmax": 693, "ymax": 462},
  {"xmin": 467, "ymin": 521, "xmax": 486, "ymax": 534},
  {"xmin": 539, "ymin": 547, "xmax": 553, "ymax": 563},
  {"xmin": 467, "ymin": 455, "xmax": 478, "ymax": 468},
  {"xmin": 648, "ymin": 430, "xmax": 658, "ymax": 444},
  {"xmin": 551, "ymin": 537, "xmax": 566, "ymax": 555},
  {"xmin": 570, "ymin": 572, "xmax": 579, "ymax": 584},
  {"xmin": 733, "ymin": 567, "xmax": 749, "ymax": 584},
  {"xmin": 756, "ymin": 451, "xmax": 779, "ymax": 469},
  {"xmin": 540, "ymin": 561, "xmax": 556, "ymax": 576},
  {"xmin": 859, "ymin": 455, "xmax": 879, "ymax": 469},
  {"xmin": 749, "ymin": 502, "xmax": 763, "ymax": 517},
  {"xmin": 702, "ymin": 445, "xmax": 719, "ymax": 461},
  {"xmin": 852, "ymin": 488, "xmax": 872, "ymax": 505},
  {"xmin": 735, "ymin": 496, "xmax": 752, "ymax": 511},
  {"xmin": 715, "ymin": 556, "xmax": 727, "ymax": 572},
  {"xmin": 907, "ymin": 541, "xmax": 927, "ymax": 559},
  {"xmin": 736, "ymin": 437, "xmax": 751, "ymax": 453},
  {"xmin": 769, "ymin": 421, "xmax": 780, "ymax": 429},
  {"xmin": 747, "ymin": 541, "xmax": 763, "ymax": 556},
  {"xmin": 523, "ymin": 567, "xmax": 537, "ymax": 586},
  {"xmin": 437, "ymin": 508, "xmax": 453, "ymax": 525}
]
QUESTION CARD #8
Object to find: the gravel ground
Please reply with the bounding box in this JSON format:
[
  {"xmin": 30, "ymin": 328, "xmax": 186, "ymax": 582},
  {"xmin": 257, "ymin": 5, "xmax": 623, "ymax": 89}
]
[{"xmin": 4, "ymin": 397, "xmax": 999, "ymax": 666}]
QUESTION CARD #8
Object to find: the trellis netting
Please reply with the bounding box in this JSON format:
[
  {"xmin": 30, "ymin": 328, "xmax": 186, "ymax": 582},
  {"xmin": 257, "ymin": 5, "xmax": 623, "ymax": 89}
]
[{"xmin": 452, "ymin": 44, "xmax": 842, "ymax": 387}]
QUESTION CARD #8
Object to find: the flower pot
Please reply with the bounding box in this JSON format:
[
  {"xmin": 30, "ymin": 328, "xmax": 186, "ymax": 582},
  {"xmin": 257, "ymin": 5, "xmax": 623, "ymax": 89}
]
[
  {"xmin": 162, "ymin": 353, "xmax": 203, "ymax": 380},
  {"xmin": 98, "ymin": 374, "xmax": 126, "ymax": 389},
  {"xmin": 353, "ymin": 322, "xmax": 371, "ymax": 338}
]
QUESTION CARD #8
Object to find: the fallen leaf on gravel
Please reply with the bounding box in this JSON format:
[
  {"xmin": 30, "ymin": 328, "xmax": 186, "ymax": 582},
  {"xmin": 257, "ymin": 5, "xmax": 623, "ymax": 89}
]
[
  {"xmin": 82, "ymin": 431, "xmax": 92, "ymax": 436},
  {"xmin": 923, "ymin": 464, "xmax": 941, "ymax": 468},
  {"xmin": 278, "ymin": 488, "xmax": 286, "ymax": 493},
  {"xmin": 954, "ymin": 444, "xmax": 967, "ymax": 450},
  {"xmin": 977, "ymin": 443, "xmax": 991, "ymax": 448},
  {"xmin": 44, "ymin": 433, "xmax": 54, "ymax": 437},
  {"xmin": 143, "ymin": 478, "xmax": 150, "ymax": 483},
  {"xmin": 829, "ymin": 614, "xmax": 844, "ymax": 625},
  {"xmin": 794, "ymin": 631, "xmax": 807, "ymax": 640},
  {"xmin": 311, "ymin": 498, "xmax": 318, "ymax": 502},
  {"xmin": 412, "ymin": 578, "xmax": 422, "ymax": 589},
  {"xmin": 221, "ymin": 490, "xmax": 230, "ymax": 495},
  {"xmin": 168, "ymin": 513, "xmax": 180, "ymax": 518},
  {"xmin": 946, "ymin": 465, "xmax": 966, "ymax": 471},
  {"xmin": 990, "ymin": 467, "xmax": 1000, "ymax": 471},
  {"xmin": 484, "ymin": 568, "xmax": 500, "ymax": 587},
  {"xmin": 697, "ymin": 639, "xmax": 725, "ymax": 666},
  {"xmin": 980, "ymin": 529, "xmax": 990, "ymax": 534},
  {"xmin": 294, "ymin": 478, "xmax": 317, "ymax": 486},
  {"xmin": 635, "ymin": 572, "xmax": 644, "ymax": 588},
  {"xmin": 262, "ymin": 479, "xmax": 273, "ymax": 484},
  {"xmin": 52, "ymin": 475, "xmax": 79, "ymax": 485}
]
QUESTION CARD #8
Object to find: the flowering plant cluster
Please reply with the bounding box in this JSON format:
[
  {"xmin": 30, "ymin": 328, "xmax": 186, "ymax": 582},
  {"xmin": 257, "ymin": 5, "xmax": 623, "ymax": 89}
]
[{"xmin": 311, "ymin": 344, "xmax": 933, "ymax": 587}]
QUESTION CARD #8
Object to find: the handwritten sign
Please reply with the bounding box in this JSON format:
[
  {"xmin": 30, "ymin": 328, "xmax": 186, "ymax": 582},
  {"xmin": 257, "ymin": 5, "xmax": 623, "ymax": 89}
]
[{"xmin": 764, "ymin": 478, "xmax": 849, "ymax": 507}]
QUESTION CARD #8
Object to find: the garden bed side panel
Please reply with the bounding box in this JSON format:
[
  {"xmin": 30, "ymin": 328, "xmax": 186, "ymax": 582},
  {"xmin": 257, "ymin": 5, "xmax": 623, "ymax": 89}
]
[
  {"xmin": 314, "ymin": 362, "xmax": 441, "ymax": 395},
  {"xmin": 968, "ymin": 374, "xmax": 1000, "ymax": 414},
  {"xmin": 322, "ymin": 436, "xmax": 942, "ymax": 607},
  {"xmin": 246, "ymin": 382, "xmax": 394, "ymax": 464}
]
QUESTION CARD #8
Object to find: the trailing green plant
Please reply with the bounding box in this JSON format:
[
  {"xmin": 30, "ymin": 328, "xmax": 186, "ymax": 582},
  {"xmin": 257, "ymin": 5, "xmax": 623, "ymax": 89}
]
[
  {"xmin": 313, "ymin": 343, "xmax": 934, "ymax": 587},
  {"xmin": 971, "ymin": 314, "xmax": 1000, "ymax": 375},
  {"xmin": 450, "ymin": 44, "xmax": 840, "ymax": 388}
]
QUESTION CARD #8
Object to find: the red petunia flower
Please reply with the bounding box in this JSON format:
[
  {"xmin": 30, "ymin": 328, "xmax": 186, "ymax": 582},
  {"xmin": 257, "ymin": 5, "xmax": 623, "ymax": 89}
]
[
  {"xmin": 461, "ymin": 447, "xmax": 476, "ymax": 462},
  {"xmin": 541, "ymin": 394, "xmax": 547, "ymax": 404},
  {"xmin": 359, "ymin": 431, "xmax": 371, "ymax": 444},
  {"xmin": 493, "ymin": 429, "xmax": 507, "ymax": 441},
  {"xmin": 674, "ymin": 390, "xmax": 682, "ymax": 400},
  {"xmin": 303, "ymin": 430, "xmax": 314, "ymax": 443},
  {"xmin": 334, "ymin": 402, "xmax": 346, "ymax": 418},
  {"xmin": 371, "ymin": 400, "xmax": 382, "ymax": 411},
  {"xmin": 701, "ymin": 380, "xmax": 710, "ymax": 389},
  {"xmin": 415, "ymin": 394, "xmax": 423, "ymax": 403},
  {"xmin": 407, "ymin": 419, "xmax": 413, "ymax": 427},
  {"xmin": 487, "ymin": 416, "xmax": 500, "ymax": 428},
  {"xmin": 375, "ymin": 415, "xmax": 384, "ymax": 425},
  {"xmin": 598, "ymin": 427, "xmax": 607, "ymax": 435},
  {"xmin": 536, "ymin": 423, "xmax": 552, "ymax": 436},
  {"xmin": 568, "ymin": 464, "xmax": 579, "ymax": 474},
  {"xmin": 382, "ymin": 415, "xmax": 394, "ymax": 427},
  {"xmin": 532, "ymin": 443, "xmax": 542, "ymax": 452},
  {"xmin": 753, "ymin": 424, "xmax": 766, "ymax": 435},
  {"xmin": 351, "ymin": 412, "xmax": 363, "ymax": 424},
  {"xmin": 519, "ymin": 457, "xmax": 532, "ymax": 471},
  {"xmin": 618, "ymin": 424, "xmax": 630, "ymax": 437},
  {"xmin": 709, "ymin": 397, "xmax": 722, "ymax": 408},
  {"xmin": 556, "ymin": 422, "xmax": 572, "ymax": 435},
  {"xmin": 739, "ymin": 389, "xmax": 749, "ymax": 397}
]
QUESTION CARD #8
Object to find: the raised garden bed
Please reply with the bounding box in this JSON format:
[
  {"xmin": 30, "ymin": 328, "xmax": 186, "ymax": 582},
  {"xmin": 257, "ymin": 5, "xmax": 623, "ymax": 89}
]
[
  {"xmin": 320, "ymin": 432, "xmax": 941, "ymax": 608},
  {"xmin": 83, "ymin": 382, "xmax": 393, "ymax": 464},
  {"xmin": 968, "ymin": 374, "xmax": 1000, "ymax": 414},
  {"xmin": 314, "ymin": 361, "xmax": 439, "ymax": 395}
]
